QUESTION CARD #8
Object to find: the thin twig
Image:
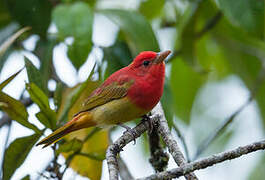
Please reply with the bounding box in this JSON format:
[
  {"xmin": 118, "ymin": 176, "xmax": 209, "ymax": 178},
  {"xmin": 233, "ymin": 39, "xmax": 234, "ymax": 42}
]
[
  {"xmin": 151, "ymin": 103, "xmax": 198, "ymax": 180},
  {"xmin": 195, "ymin": 11, "xmax": 222, "ymax": 39},
  {"xmin": 172, "ymin": 123, "xmax": 191, "ymax": 162},
  {"xmin": 0, "ymin": 114, "xmax": 10, "ymax": 129},
  {"xmin": 194, "ymin": 68, "xmax": 265, "ymax": 160},
  {"xmin": 118, "ymin": 156, "xmax": 134, "ymax": 180},
  {"xmin": 138, "ymin": 139, "xmax": 265, "ymax": 180},
  {"xmin": 167, "ymin": 11, "xmax": 222, "ymax": 63}
]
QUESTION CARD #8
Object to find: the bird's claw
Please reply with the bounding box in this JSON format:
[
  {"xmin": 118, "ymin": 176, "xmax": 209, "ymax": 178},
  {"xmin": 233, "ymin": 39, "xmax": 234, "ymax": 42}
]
[{"xmin": 118, "ymin": 124, "xmax": 137, "ymax": 145}]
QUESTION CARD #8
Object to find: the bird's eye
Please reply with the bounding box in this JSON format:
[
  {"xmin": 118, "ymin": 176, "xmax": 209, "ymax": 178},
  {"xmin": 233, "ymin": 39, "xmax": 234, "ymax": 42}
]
[{"xmin": 143, "ymin": 61, "xmax": 150, "ymax": 67}]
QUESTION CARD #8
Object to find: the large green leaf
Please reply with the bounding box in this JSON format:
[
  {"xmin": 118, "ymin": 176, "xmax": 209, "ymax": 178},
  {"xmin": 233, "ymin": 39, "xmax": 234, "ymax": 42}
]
[
  {"xmin": 25, "ymin": 57, "xmax": 47, "ymax": 94},
  {"xmin": 26, "ymin": 83, "xmax": 56, "ymax": 129},
  {"xmin": 0, "ymin": 91, "xmax": 40, "ymax": 133},
  {"xmin": 139, "ymin": 0, "xmax": 165, "ymax": 19},
  {"xmin": 100, "ymin": 9, "xmax": 160, "ymax": 56},
  {"xmin": 2, "ymin": 133, "xmax": 41, "ymax": 180},
  {"xmin": 170, "ymin": 58, "xmax": 205, "ymax": 123},
  {"xmin": 52, "ymin": 2, "xmax": 93, "ymax": 69},
  {"xmin": 6, "ymin": 0, "xmax": 52, "ymax": 37},
  {"xmin": 216, "ymin": 0, "xmax": 264, "ymax": 38}
]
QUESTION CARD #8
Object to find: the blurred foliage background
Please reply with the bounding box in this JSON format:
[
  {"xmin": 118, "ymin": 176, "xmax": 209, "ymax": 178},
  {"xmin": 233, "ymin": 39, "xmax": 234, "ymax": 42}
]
[{"xmin": 0, "ymin": 0, "xmax": 264, "ymax": 179}]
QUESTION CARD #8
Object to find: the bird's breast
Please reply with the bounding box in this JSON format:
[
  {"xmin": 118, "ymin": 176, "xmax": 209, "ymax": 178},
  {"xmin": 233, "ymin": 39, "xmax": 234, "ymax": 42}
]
[{"xmin": 127, "ymin": 74, "xmax": 165, "ymax": 111}]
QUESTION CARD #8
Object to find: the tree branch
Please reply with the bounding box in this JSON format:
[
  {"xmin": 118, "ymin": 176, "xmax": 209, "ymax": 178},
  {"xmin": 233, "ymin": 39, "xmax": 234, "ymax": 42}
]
[
  {"xmin": 151, "ymin": 103, "xmax": 198, "ymax": 180},
  {"xmin": 138, "ymin": 139, "xmax": 265, "ymax": 180},
  {"xmin": 106, "ymin": 102, "xmax": 198, "ymax": 180},
  {"xmin": 108, "ymin": 134, "xmax": 134, "ymax": 180},
  {"xmin": 106, "ymin": 120, "xmax": 150, "ymax": 180}
]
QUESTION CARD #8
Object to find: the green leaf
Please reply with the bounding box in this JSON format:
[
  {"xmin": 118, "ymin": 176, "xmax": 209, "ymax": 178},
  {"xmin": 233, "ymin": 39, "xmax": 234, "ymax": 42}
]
[
  {"xmin": 216, "ymin": 0, "xmax": 264, "ymax": 38},
  {"xmin": 57, "ymin": 83, "xmax": 87, "ymax": 124},
  {"xmin": 0, "ymin": 68, "xmax": 23, "ymax": 90},
  {"xmin": 100, "ymin": 9, "xmax": 160, "ymax": 56},
  {"xmin": 176, "ymin": 1, "xmax": 204, "ymax": 66},
  {"xmin": 2, "ymin": 133, "xmax": 41, "ymax": 180},
  {"xmin": 21, "ymin": 175, "xmax": 30, "ymax": 180},
  {"xmin": 53, "ymin": 2, "xmax": 93, "ymax": 69},
  {"xmin": 170, "ymin": 58, "xmax": 205, "ymax": 123},
  {"xmin": 139, "ymin": 0, "xmax": 165, "ymax": 19},
  {"xmin": 57, "ymin": 64, "xmax": 97, "ymax": 124},
  {"xmin": 0, "ymin": 91, "xmax": 40, "ymax": 133},
  {"xmin": 56, "ymin": 138, "xmax": 82, "ymax": 155},
  {"xmin": 6, "ymin": 0, "xmax": 52, "ymax": 37},
  {"xmin": 25, "ymin": 57, "xmax": 47, "ymax": 94},
  {"xmin": 161, "ymin": 80, "xmax": 174, "ymax": 128},
  {"xmin": 35, "ymin": 39, "xmax": 56, "ymax": 91},
  {"xmin": 35, "ymin": 111, "xmax": 52, "ymax": 129},
  {"xmin": 103, "ymin": 41, "xmax": 132, "ymax": 78},
  {"xmin": 26, "ymin": 83, "xmax": 49, "ymax": 108},
  {"xmin": 26, "ymin": 83, "xmax": 56, "ymax": 129},
  {"xmin": 67, "ymin": 40, "xmax": 91, "ymax": 69},
  {"xmin": 179, "ymin": 4, "xmax": 197, "ymax": 66},
  {"xmin": 0, "ymin": 27, "xmax": 30, "ymax": 58}
]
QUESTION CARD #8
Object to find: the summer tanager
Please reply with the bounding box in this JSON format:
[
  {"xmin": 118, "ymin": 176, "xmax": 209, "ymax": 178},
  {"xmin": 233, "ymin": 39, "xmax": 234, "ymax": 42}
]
[{"xmin": 37, "ymin": 50, "xmax": 171, "ymax": 147}]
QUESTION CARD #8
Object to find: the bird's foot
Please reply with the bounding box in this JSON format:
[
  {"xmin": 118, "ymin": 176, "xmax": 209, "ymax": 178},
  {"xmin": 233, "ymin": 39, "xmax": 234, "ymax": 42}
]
[
  {"xmin": 141, "ymin": 114, "xmax": 153, "ymax": 134},
  {"xmin": 118, "ymin": 124, "xmax": 137, "ymax": 145}
]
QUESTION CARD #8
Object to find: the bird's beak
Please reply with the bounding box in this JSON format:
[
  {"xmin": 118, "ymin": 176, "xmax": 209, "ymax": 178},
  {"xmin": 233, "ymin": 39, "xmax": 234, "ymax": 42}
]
[{"xmin": 154, "ymin": 50, "xmax": 171, "ymax": 64}]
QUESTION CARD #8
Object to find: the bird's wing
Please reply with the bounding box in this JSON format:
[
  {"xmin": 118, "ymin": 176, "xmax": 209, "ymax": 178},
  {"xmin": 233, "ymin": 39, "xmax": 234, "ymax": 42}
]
[{"xmin": 74, "ymin": 78, "xmax": 134, "ymax": 116}]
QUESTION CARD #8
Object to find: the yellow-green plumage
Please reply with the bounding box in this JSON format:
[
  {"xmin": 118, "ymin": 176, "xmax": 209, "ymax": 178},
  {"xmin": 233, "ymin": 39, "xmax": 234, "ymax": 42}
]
[{"xmin": 37, "ymin": 80, "xmax": 140, "ymax": 147}]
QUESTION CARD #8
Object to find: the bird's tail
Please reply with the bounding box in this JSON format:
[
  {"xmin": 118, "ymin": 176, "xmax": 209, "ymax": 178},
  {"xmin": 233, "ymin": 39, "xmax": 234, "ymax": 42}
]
[{"xmin": 36, "ymin": 111, "xmax": 96, "ymax": 148}]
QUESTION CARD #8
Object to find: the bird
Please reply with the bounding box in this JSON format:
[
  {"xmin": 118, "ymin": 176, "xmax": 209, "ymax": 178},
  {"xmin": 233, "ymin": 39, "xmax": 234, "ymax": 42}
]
[{"xmin": 36, "ymin": 50, "xmax": 171, "ymax": 148}]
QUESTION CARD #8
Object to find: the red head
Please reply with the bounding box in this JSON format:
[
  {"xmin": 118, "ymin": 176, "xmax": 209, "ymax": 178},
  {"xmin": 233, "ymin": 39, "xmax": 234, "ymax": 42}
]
[
  {"xmin": 126, "ymin": 50, "xmax": 171, "ymax": 110},
  {"xmin": 129, "ymin": 50, "xmax": 171, "ymax": 78}
]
